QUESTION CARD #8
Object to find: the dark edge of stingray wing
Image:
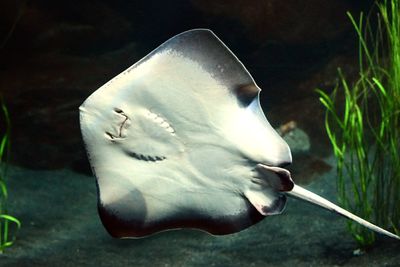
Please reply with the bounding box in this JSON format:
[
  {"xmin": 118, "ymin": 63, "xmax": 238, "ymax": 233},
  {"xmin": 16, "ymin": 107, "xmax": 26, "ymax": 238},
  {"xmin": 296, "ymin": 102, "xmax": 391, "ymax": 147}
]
[
  {"xmin": 124, "ymin": 29, "xmax": 261, "ymax": 107},
  {"xmin": 98, "ymin": 201, "xmax": 265, "ymax": 238}
]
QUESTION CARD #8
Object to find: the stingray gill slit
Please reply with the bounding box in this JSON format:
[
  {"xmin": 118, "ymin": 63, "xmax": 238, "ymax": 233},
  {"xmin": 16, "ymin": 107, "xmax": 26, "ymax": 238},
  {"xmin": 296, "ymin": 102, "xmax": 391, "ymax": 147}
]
[
  {"xmin": 145, "ymin": 109, "xmax": 175, "ymax": 135},
  {"xmin": 113, "ymin": 108, "xmax": 176, "ymax": 162}
]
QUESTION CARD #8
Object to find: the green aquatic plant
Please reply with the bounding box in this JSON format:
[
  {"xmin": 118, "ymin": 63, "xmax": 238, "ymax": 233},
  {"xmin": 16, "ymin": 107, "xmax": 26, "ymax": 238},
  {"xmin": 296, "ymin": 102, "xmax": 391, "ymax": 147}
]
[
  {"xmin": 0, "ymin": 98, "xmax": 21, "ymax": 253},
  {"xmin": 317, "ymin": 0, "xmax": 400, "ymax": 246}
]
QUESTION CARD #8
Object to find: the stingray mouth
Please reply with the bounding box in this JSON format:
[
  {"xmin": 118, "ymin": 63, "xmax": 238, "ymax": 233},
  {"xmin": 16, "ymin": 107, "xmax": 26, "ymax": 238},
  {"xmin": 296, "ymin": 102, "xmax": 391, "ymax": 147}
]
[
  {"xmin": 105, "ymin": 108, "xmax": 130, "ymax": 140},
  {"xmin": 256, "ymin": 164, "xmax": 294, "ymax": 192}
]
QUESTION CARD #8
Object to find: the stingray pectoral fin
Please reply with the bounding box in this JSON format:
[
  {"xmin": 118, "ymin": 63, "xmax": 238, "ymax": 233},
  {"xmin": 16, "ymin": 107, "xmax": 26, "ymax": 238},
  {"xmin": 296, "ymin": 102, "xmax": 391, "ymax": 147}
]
[
  {"xmin": 287, "ymin": 184, "xmax": 400, "ymax": 240},
  {"xmin": 244, "ymin": 189, "xmax": 287, "ymax": 216}
]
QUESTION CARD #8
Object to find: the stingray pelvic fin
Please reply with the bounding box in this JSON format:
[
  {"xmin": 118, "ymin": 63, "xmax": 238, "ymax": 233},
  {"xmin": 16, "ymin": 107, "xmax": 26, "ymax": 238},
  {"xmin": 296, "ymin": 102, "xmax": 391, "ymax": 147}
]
[
  {"xmin": 287, "ymin": 184, "xmax": 400, "ymax": 240},
  {"xmin": 245, "ymin": 189, "xmax": 287, "ymax": 216}
]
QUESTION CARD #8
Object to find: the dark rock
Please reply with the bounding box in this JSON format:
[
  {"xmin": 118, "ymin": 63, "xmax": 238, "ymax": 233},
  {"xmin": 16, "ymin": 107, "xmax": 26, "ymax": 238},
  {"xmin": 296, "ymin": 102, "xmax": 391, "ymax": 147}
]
[{"xmin": 192, "ymin": 0, "xmax": 366, "ymax": 44}]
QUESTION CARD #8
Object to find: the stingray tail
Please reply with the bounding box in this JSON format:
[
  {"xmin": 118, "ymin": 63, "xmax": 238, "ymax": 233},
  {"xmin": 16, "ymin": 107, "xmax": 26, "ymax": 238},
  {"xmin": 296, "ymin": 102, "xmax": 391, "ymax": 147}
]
[{"xmin": 287, "ymin": 184, "xmax": 400, "ymax": 241}]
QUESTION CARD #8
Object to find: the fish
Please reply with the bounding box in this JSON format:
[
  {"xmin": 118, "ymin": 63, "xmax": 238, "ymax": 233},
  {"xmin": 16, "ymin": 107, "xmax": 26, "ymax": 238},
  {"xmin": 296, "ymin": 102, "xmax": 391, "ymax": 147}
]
[{"xmin": 79, "ymin": 29, "xmax": 400, "ymax": 240}]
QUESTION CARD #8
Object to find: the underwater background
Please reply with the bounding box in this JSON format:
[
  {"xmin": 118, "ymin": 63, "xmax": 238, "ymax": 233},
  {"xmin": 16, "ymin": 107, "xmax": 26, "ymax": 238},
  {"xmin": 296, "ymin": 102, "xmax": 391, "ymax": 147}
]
[{"xmin": 0, "ymin": 0, "xmax": 399, "ymax": 266}]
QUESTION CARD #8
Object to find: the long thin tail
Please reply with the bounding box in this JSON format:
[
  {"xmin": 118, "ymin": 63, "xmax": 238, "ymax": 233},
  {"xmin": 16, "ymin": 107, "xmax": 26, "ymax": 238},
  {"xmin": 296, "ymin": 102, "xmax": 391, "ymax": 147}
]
[{"xmin": 287, "ymin": 184, "xmax": 400, "ymax": 240}]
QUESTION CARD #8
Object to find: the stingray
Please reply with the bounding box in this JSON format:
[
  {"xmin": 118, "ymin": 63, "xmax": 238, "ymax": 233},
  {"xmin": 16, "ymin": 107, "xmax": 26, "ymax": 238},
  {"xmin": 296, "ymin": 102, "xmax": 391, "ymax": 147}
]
[{"xmin": 80, "ymin": 29, "xmax": 400, "ymax": 240}]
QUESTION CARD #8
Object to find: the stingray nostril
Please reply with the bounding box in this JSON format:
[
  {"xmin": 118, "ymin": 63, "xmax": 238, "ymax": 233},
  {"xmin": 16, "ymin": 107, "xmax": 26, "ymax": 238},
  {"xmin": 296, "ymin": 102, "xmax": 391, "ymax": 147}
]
[
  {"xmin": 105, "ymin": 132, "xmax": 115, "ymax": 140},
  {"xmin": 114, "ymin": 108, "xmax": 123, "ymax": 114}
]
